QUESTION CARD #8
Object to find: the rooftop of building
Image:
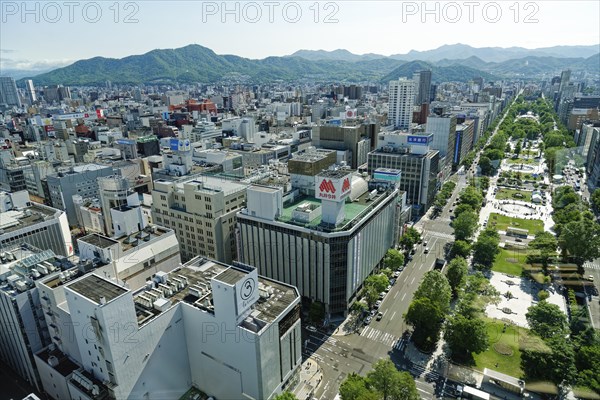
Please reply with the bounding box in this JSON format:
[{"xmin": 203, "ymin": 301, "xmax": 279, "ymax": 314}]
[
  {"xmin": 155, "ymin": 174, "xmax": 247, "ymax": 197},
  {"xmin": 79, "ymin": 224, "xmax": 171, "ymax": 253},
  {"xmin": 0, "ymin": 244, "xmax": 74, "ymax": 296},
  {"xmin": 0, "ymin": 203, "xmax": 60, "ymax": 234},
  {"xmin": 131, "ymin": 257, "xmax": 298, "ymax": 331},
  {"xmin": 36, "ymin": 347, "xmax": 80, "ymax": 378},
  {"xmin": 67, "ymin": 273, "xmax": 128, "ymax": 304},
  {"xmin": 274, "ymin": 185, "xmax": 396, "ymax": 232}
]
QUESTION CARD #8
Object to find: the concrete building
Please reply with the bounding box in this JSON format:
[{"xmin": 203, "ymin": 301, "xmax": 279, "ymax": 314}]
[
  {"xmin": 576, "ymin": 122, "xmax": 600, "ymax": 159},
  {"xmin": 426, "ymin": 113, "xmax": 457, "ymax": 159},
  {"xmin": 237, "ymin": 170, "xmax": 405, "ymax": 316},
  {"xmin": 0, "ymin": 202, "xmax": 73, "ymax": 257},
  {"xmin": 367, "ymin": 132, "xmax": 440, "ymax": 215},
  {"xmin": 388, "ymin": 78, "xmax": 416, "ymax": 129},
  {"xmin": 46, "ymin": 164, "xmax": 115, "ymax": 226},
  {"xmin": 0, "ymin": 244, "xmax": 69, "ymax": 391},
  {"xmin": 97, "ymin": 175, "xmax": 137, "ymax": 237},
  {"xmin": 312, "ymin": 123, "xmax": 379, "ymax": 169},
  {"xmin": 25, "ymin": 80, "xmax": 37, "ymax": 104},
  {"xmin": 586, "ymin": 127, "xmax": 600, "ymax": 191},
  {"xmin": 413, "ymin": 70, "xmax": 432, "ymax": 106},
  {"xmin": 0, "ymin": 76, "xmax": 22, "ymax": 107},
  {"xmin": 34, "ymin": 257, "xmax": 301, "ymax": 400},
  {"xmin": 151, "ymin": 175, "xmax": 248, "ymax": 263},
  {"xmin": 453, "ymin": 120, "xmax": 475, "ymax": 168}
]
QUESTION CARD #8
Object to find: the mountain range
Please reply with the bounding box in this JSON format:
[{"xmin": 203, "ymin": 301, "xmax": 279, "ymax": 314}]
[{"xmin": 17, "ymin": 43, "xmax": 600, "ymax": 86}]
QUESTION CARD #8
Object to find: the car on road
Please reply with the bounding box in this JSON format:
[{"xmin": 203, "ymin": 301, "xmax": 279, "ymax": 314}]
[
  {"xmin": 306, "ymin": 325, "xmax": 317, "ymax": 333},
  {"xmin": 374, "ymin": 300, "xmax": 382, "ymax": 309},
  {"xmin": 379, "ymin": 292, "xmax": 386, "ymax": 300},
  {"xmin": 587, "ymin": 275, "xmax": 594, "ymax": 282},
  {"xmin": 393, "ymin": 271, "xmax": 400, "ymax": 278},
  {"xmin": 385, "ymin": 285, "xmax": 392, "ymax": 292},
  {"xmin": 515, "ymin": 238, "xmax": 523, "ymax": 242},
  {"xmin": 424, "ymin": 247, "xmax": 429, "ymax": 254},
  {"xmin": 390, "ymin": 278, "xmax": 397, "ymax": 286},
  {"xmin": 376, "ymin": 312, "xmax": 383, "ymax": 321},
  {"xmin": 370, "ymin": 309, "xmax": 377, "ymax": 317},
  {"xmin": 407, "ymin": 254, "xmax": 413, "ymax": 261},
  {"xmin": 364, "ymin": 316, "xmax": 372, "ymax": 325},
  {"xmin": 423, "ymin": 240, "xmax": 428, "ymax": 246}
]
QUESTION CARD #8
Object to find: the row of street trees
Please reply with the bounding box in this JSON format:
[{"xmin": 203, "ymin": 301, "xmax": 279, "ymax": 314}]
[{"xmin": 339, "ymin": 359, "xmax": 419, "ymax": 400}]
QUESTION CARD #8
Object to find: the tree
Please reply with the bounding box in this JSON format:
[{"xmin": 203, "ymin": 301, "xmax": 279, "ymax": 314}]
[
  {"xmin": 453, "ymin": 203, "xmax": 474, "ymax": 218},
  {"xmin": 478, "ymin": 156, "xmax": 495, "ymax": 176},
  {"xmin": 404, "ymin": 298, "xmax": 444, "ymax": 348},
  {"xmin": 364, "ymin": 286, "xmax": 379, "ymax": 308},
  {"xmin": 445, "ymin": 315, "xmax": 489, "ymax": 361},
  {"xmin": 458, "ymin": 186, "xmax": 484, "ymax": 211},
  {"xmin": 446, "ymin": 257, "xmax": 468, "ymax": 295},
  {"xmin": 413, "ymin": 270, "xmax": 452, "ymax": 312},
  {"xmin": 514, "ymin": 141, "xmax": 522, "ymax": 156},
  {"xmin": 384, "ymin": 249, "xmax": 404, "ymax": 270},
  {"xmin": 452, "ymin": 211, "xmax": 479, "ymax": 241},
  {"xmin": 591, "ymin": 188, "xmax": 600, "ymax": 213},
  {"xmin": 521, "ymin": 336, "xmax": 576, "ymax": 385},
  {"xmin": 528, "ymin": 231, "xmax": 558, "ymax": 269},
  {"xmin": 526, "ymin": 301, "xmax": 569, "ymax": 340},
  {"xmin": 308, "ymin": 301, "xmax": 325, "ymax": 325},
  {"xmin": 366, "ymin": 360, "xmax": 419, "ymax": 400},
  {"xmin": 366, "ymin": 274, "xmax": 390, "ymax": 293},
  {"xmin": 399, "ymin": 227, "xmax": 421, "ymax": 251},
  {"xmin": 339, "ymin": 373, "xmax": 379, "ymax": 400},
  {"xmin": 472, "ymin": 229, "xmax": 501, "ymax": 268},
  {"xmin": 558, "ymin": 218, "xmax": 600, "ymax": 268},
  {"xmin": 449, "ymin": 240, "xmax": 471, "ymax": 259},
  {"xmin": 505, "ymin": 142, "xmax": 512, "ymax": 153},
  {"xmin": 273, "ymin": 392, "xmax": 298, "ymax": 400}
]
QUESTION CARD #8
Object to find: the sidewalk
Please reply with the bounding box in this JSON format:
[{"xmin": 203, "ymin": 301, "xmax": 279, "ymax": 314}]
[{"xmin": 294, "ymin": 357, "xmax": 323, "ymax": 400}]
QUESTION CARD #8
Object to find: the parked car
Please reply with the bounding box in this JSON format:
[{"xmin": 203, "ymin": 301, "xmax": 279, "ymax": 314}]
[
  {"xmin": 306, "ymin": 325, "xmax": 317, "ymax": 333},
  {"xmin": 379, "ymin": 292, "xmax": 386, "ymax": 300},
  {"xmin": 385, "ymin": 285, "xmax": 392, "ymax": 292},
  {"xmin": 374, "ymin": 300, "xmax": 382, "ymax": 309},
  {"xmin": 587, "ymin": 275, "xmax": 594, "ymax": 282},
  {"xmin": 390, "ymin": 278, "xmax": 397, "ymax": 286},
  {"xmin": 365, "ymin": 316, "xmax": 372, "ymax": 325}
]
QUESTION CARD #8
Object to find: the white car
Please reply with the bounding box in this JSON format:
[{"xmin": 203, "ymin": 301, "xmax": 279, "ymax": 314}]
[{"xmin": 306, "ymin": 325, "xmax": 317, "ymax": 333}]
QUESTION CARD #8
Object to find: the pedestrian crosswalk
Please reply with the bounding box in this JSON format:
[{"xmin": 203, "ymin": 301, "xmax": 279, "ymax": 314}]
[
  {"xmin": 426, "ymin": 231, "xmax": 454, "ymax": 240},
  {"xmin": 584, "ymin": 261, "xmax": 600, "ymax": 271},
  {"xmin": 360, "ymin": 326, "xmax": 404, "ymax": 349}
]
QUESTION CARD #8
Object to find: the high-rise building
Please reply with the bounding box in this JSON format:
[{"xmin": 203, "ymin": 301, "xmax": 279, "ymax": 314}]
[
  {"xmin": 151, "ymin": 176, "xmax": 248, "ymax": 262},
  {"xmin": 97, "ymin": 175, "xmax": 136, "ymax": 237},
  {"xmin": 0, "ymin": 76, "xmax": 22, "ymax": 107},
  {"xmin": 586, "ymin": 127, "xmax": 600, "ymax": 191},
  {"xmin": 237, "ymin": 172, "xmax": 406, "ymax": 316},
  {"xmin": 46, "ymin": 164, "xmax": 115, "ymax": 226},
  {"xmin": 367, "ymin": 132, "xmax": 440, "ymax": 215},
  {"xmin": 413, "ymin": 70, "xmax": 432, "ymax": 106},
  {"xmin": 453, "ymin": 120, "xmax": 476, "ymax": 168},
  {"xmin": 388, "ymin": 78, "xmax": 416, "ymax": 129},
  {"xmin": 559, "ymin": 69, "xmax": 571, "ymax": 93},
  {"xmin": 25, "ymin": 80, "xmax": 37, "ymax": 104},
  {"xmin": 426, "ymin": 114, "xmax": 457, "ymax": 159},
  {"xmin": 312, "ymin": 123, "xmax": 379, "ymax": 169},
  {"xmin": 34, "ymin": 257, "xmax": 301, "ymax": 400}
]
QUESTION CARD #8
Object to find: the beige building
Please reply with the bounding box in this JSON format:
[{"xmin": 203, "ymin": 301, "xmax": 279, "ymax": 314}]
[{"xmin": 151, "ymin": 176, "xmax": 248, "ymax": 262}]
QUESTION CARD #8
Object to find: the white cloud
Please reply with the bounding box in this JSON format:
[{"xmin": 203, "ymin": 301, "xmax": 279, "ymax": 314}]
[{"xmin": 0, "ymin": 58, "xmax": 73, "ymax": 71}]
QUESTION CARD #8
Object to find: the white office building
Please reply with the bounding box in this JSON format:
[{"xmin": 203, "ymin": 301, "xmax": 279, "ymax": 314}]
[
  {"xmin": 388, "ymin": 78, "xmax": 416, "ymax": 130},
  {"xmin": 34, "ymin": 257, "xmax": 301, "ymax": 400}
]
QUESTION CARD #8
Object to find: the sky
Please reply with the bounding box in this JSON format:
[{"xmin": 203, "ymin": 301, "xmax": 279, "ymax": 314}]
[{"xmin": 1, "ymin": 0, "xmax": 599, "ymax": 72}]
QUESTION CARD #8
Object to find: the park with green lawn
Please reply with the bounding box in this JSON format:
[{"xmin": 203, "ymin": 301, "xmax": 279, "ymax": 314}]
[
  {"xmin": 492, "ymin": 247, "xmax": 529, "ymax": 276},
  {"xmin": 494, "ymin": 188, "xmax": 532, "ymax": 202},
  {"xmin": 473, "ymin": 318, "xmax": 547, "ymax": 378},
  {"xmin": 487, "ymin": 213, "xmax": 544, "ymax": 235}
]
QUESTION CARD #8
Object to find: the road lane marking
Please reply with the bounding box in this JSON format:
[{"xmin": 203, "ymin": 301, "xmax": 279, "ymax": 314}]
[
  {"xmin": 391, "ymin": 311, "xmax": 396, "ymax": 321},
  {"xmin": 410, "ymin": 277, "xmax": 415, "ymax": 285},
  {"xmin": 401, "ymin": 293, "xmax": 407, "ymax": 302}
]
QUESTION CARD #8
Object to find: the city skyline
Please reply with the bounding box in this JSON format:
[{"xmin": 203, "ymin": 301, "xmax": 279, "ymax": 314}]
[{"xmin": 1, "ymin": 1, "xmax": 598, "ymax": 73}]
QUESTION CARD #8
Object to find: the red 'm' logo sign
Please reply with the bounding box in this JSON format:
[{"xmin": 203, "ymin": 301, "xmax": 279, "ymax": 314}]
[
  {"xmin": 319, "ymin": 179, "xmax": 336, "ymax": 193},
  {"xmin": 341, "ymin": 178, "xmax": 350, "ymax": 193}
]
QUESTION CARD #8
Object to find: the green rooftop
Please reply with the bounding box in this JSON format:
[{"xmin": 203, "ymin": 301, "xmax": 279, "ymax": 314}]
[{"xmin": 277, "ymin": 193, "xmax": 380, "ymax": 231}]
